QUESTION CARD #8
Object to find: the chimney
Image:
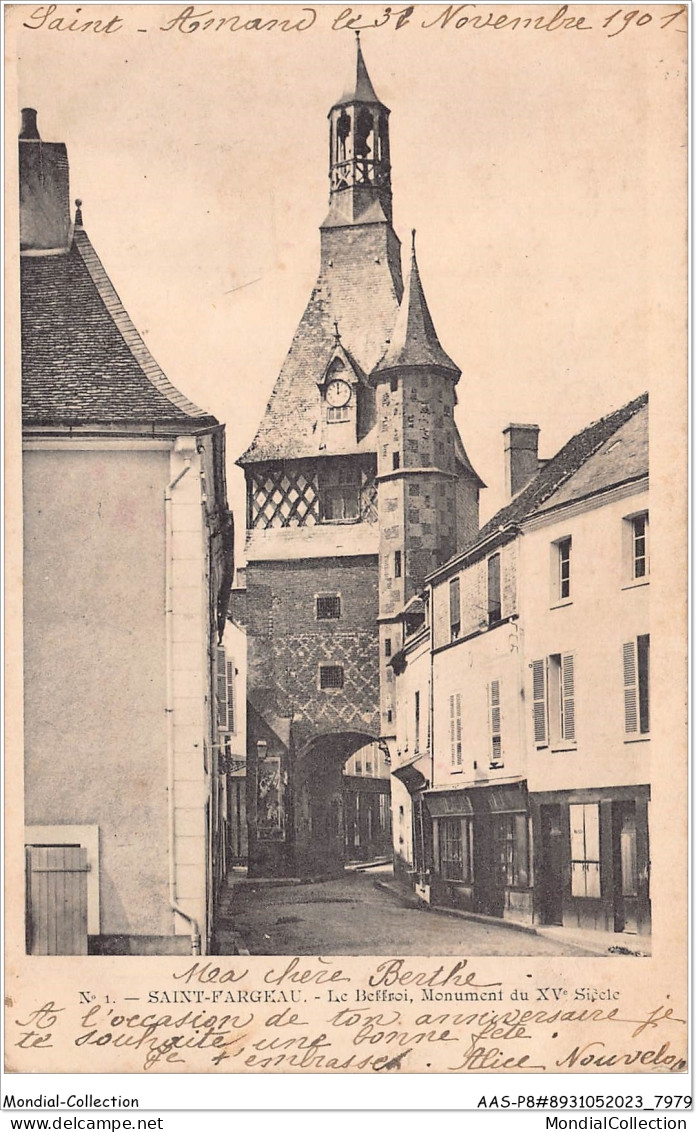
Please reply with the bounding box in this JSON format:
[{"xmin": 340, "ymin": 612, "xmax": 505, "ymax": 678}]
[
  {"xmin": 19, "ymin": 108, "xmax": 40, "ymax": 140},
  {"xmin": 19, "ymin": 108, "xmax": 72, "ymax": 253},
  {"xmin": 503, "ymin": 423, "xmax": 540, "ymax": 499}
]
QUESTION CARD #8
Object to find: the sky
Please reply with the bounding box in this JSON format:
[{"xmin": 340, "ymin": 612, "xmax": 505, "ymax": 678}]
[{"xmin": 7, "ymin": 3, "xmax": 687, "ymax": 561}]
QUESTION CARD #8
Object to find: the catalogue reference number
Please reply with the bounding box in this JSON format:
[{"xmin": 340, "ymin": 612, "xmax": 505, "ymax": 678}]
[{"xmin": 476, "ymin": 1097, "xmax": 693, "ymax": 1110}]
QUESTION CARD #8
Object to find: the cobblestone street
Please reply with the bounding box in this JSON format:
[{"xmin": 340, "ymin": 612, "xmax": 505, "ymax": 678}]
[{"xmin": 214, "ymin": 869, "xmax": 597, "ymax": 957}]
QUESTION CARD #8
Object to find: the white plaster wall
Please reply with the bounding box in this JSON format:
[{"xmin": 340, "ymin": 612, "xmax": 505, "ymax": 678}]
[
  {"xmin": 521, "ymin": 486, "xmax": 650, "ymax": 793},
  {"xmin": 431, "ymin": 626, "xmax": 525, "ymax": 789},
  {"xmin": 168, "ymin": 439, "xmax": 210, "ymax": 939}
]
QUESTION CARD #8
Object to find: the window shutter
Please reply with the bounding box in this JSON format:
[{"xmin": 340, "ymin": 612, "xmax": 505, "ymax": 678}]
[
  {"xmin": 490, "ymin": 680, "xmax": 501, "ymax": 733},
  {"xmin": 449, "ymin": 694, "xmax": 455, "ymax": 765},
  {"xmin": 489, "ymin": 680, "xmax": 502, "ymax": 765},
  {"xmin": 455, "ymin": 693, "xmax": 462, "ymax": 765},
  {"xmin": 532, "ymin": 659, "xmax": 547, "ymax": 745},
  {"xmin": 623, "ymin": 641, "xmax": 638, "ymax": 734},
  {"xmin": 226, "ymin": 660, "xmax": 235, "ymax": 732},
  {"xmin": 216, "ymin": 646, "xmax": 228, "ymax": 729},
  {"xmin": 561, "ymin": 653, "xmax": 575, "ymax": 741}
]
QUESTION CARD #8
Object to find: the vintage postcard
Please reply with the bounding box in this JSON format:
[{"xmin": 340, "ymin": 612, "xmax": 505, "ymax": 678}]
[{"xmin": 3, "ymin": 0, "xmax": 689, "ymax": 1088}]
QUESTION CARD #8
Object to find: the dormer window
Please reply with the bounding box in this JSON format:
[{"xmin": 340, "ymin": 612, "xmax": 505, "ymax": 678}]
[{"xmin": 321, "ymin": 355, "xmax": 357, "ymax": 427}]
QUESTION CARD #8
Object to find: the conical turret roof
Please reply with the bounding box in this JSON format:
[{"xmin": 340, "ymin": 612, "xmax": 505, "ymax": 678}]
[
  {"xmin": 375, "ymin": 232, "xmax": 460, "ymax": 376},
  {"xmin": 332, "ymin": 33, "xmax": 385, "ymax": 108}
]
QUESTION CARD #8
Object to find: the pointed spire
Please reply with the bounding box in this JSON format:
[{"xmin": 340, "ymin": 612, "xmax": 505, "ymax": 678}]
[
  {"xmin": 375, "ymin": 231, "xmax": 460, "ymax": 376},
  {"xmin": 333, "ymin": 32, "xmax": 383, "ymax": 108},
  {"xmin": 74, "ymin": 198, "xmax": 83, "ymax": 227}
]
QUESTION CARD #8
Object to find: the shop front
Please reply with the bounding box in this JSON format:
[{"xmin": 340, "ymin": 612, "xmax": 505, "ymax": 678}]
[
  {"xmin": 530, "ymin": 785, "xmax": 651, "ymax": 935},
  {"xmin": 427, "ymin": 783, "xmax": 533, "ymax": 924}
]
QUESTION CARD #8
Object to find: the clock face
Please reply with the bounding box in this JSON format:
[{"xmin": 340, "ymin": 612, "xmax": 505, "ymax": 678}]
[{"xmin": 326, "ymin": 379, "xmax": 352, "ymax": 408}]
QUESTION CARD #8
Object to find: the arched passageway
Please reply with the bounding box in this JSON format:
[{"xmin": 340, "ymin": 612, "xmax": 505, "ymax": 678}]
[{"xmin": 294, "ymin": 731, "xmax": 390, "ymax": 878}]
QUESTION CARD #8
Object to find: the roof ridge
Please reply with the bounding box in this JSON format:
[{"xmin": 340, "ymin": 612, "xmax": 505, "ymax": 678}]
[
  {"xmin": 475, "ymin": 391, "xmax": 648, "ymax": 542},
  {"xmin": 73, "ymin": 228, "xmax": 211, "ymax": 420},
  {"xmin": 520, "ymin": 391, "xmax": 647, "ymax": 513}
]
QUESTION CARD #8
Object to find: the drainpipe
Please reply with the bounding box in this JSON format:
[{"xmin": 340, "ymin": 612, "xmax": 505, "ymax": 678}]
[{"xmin": 164, "ymin": 454, "xmax": 201, "ymax": 955}]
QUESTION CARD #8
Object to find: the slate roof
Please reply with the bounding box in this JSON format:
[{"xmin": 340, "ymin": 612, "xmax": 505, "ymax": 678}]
[
  {"xmin": 21, "ymin": 224, "xmax": 217, "ymax": 429},
  {"xmin": 332, "ymin": 35, "xmax": 384, "ymax": 108},
  {"xmin": 427, "ymin": 391, "xmax": 648, "ymax": 581},
  {"xmin": 237, "ymin": 244, "xmax": 402, "ymax": 465},
  {"xmin": 477, "ymin": 392, "xmax": 648, "ymax": 543},
  {"xmin": 374, "ymin": 234, "xmax": 460, "ymax": 377}
]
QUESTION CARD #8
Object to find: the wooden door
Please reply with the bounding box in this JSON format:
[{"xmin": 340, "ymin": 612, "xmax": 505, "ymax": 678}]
[{"xmin": 26, "ymin": 845, "xmax": 89, "ymax": 955}]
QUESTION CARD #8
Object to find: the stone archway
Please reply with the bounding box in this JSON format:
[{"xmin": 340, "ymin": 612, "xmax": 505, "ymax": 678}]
[{"xmin": 294, "ymin": 731, "xmax": 379, "ymax": 879}]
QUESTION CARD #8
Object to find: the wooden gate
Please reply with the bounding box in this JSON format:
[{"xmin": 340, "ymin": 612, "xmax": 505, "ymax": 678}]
[{"xmin": 26, "ymin": 845, "xmax": 89, "ymax": 955}]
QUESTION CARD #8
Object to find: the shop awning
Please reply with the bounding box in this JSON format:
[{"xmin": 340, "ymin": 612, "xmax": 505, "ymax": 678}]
[
  {"xmin": 487, "ymin": 784, "xmax": 528, "ymax": 813},
  {"xmin": 425, "ymin": 791, "xmax": 474, "ymax": 817},
  {"xmin": 425, "ymin": 782, "xmax": 528, "ymax": 818}
]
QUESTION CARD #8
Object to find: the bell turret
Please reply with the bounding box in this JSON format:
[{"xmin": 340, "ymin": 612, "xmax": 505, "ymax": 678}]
[{"xmin": 326, "ymin": 33, "xmax": 393, "ymax": 225}]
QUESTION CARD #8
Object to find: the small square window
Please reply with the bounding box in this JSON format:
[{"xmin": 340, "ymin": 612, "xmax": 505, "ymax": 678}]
[
  {"xmin": 327, "ymin": 405, "xmax": 350, "ymax": 423},
  {"xmin": 392, "ymin": 451, "xmax": 400, "ymax": 470},
  {"xmin": 319, "ymin": 665, "xmax": 344, "ymax": 690},
  {"xmin": 316, "ymin": 594, "xmax": 341, "ymax": 620},
  {"xmin": 384, "ymin": 637, "xmax": 392, "ymax": 658}
]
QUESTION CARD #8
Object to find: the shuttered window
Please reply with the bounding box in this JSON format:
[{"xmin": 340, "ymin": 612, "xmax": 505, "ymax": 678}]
[
  {"xmin": 623, "ymin": 634, "xmax": 650, "ymax": 735},
  {"xmin": 489, "ymin": 679, "xmax": 503, "ymax": 767},
  {"xmin": 560, "ymin": 653, "xmax": 575, "ymax": 741},
  {"xmin": 216, "ymin": 646, "xmax": 228, "ymax": 729},
  {"xmin": 487, "ymin": 553, "xmax": 502, "ymax": 624},
  {"xmin": 225, "ymin": 660, "xmax": 235, "ymax": 733},
  {"xmin": 533, "ymin": 654, "xmax": 576, "ymax": 747},
  {"xmin": 623, "ymin": 641, "xmax": 638, "ymax": 733},
  {"xmin": 532, "ymin": 659, "xmax": 548, "ymax": 746},
  {"xmin": 449, "ymin": 693, "xmax": 462, "ymax": 767}
]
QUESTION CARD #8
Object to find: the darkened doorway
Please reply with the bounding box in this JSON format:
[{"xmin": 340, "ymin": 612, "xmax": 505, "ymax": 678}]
[
  {"xmin": 612, "ymin": 802, "xmax": 639, "ymax": 933},
  {"xmin": 539, "ymin": 805, "xmax": 564, "ymax": 925}
]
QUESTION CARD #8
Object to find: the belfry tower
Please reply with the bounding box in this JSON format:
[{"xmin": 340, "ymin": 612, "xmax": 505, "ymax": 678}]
[{"xmin": 238, "ymin": 37, "xmax": 482, "ymax": 878}]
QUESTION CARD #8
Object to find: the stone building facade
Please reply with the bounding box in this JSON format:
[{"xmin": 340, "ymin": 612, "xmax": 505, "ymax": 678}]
[{"xmin": 239, "ymin": 39, "xmax": 481, "ymax": 878}]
